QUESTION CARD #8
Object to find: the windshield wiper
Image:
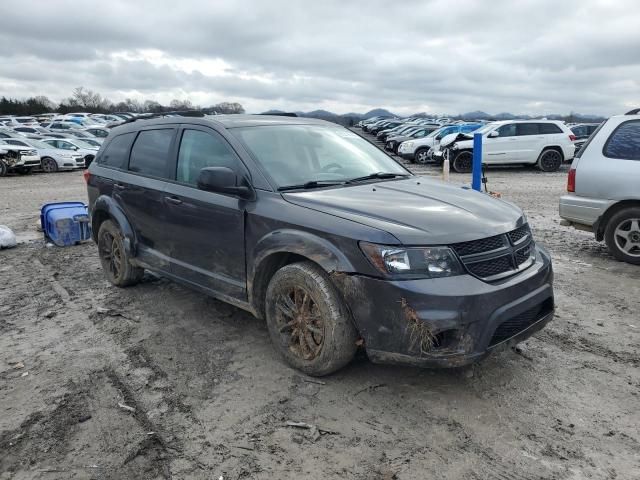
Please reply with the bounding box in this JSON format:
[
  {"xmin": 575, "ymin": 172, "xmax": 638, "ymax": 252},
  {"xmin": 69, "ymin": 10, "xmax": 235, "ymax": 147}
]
[
  {"xmin": 345, "ymin": 172, "xmax": 411, "ymax": 184},
  {"xmin": 278, "ymin": 180, "xmax": 345, "ymax": 191}
]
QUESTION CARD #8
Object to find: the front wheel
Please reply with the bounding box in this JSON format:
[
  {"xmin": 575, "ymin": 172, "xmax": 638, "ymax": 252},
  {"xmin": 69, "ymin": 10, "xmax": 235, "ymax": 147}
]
[
  {"xmin": 537, "ymin": 149, "xmax": 563, "ymax": 172},
  {"xmin": 41, "ymin": 157, "xmax": 59, "ymax": 173},
  {"xmin": 604, "ymin": 208, "xmax": 640, "ymax": 265},
  {"xmin": 451, "ymin": 150, "xmax": 473, "ymax": 173},
  {"xmin": 415, "ymin": 148, "xmax": 430, "ymax": 165},
  {"xmin": 265, "ymin": 261, "xmax": 358, "ymax": 376},
  {"xmin": 97, "ymin": 220, "xmax": 144, "ymax": 286},
  {"xmin": 0, "ymin": 161, "xmax": 7, "ymax": 177}
]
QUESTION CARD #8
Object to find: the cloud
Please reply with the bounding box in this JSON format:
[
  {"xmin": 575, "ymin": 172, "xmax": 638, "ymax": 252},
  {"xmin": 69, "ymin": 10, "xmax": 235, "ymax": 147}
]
[{"xmin": 0, "ymin": 0, "xmax": 638, "ymax": 115}]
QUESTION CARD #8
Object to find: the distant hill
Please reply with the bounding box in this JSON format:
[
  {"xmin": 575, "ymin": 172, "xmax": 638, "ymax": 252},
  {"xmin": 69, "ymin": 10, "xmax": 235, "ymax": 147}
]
[
  {"xmin": 461, "ymin": 111, "xmax": 491, "ymax": 120},
  {"xmin": 363, "ymin": 108, "xmax": 396, "ymax": 118}
]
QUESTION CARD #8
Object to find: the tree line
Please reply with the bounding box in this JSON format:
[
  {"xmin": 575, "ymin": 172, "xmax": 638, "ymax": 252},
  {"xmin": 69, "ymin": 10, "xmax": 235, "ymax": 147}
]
[{"xmin": 0, "ymin": 87, "xmax": 245, "ymax": 116}]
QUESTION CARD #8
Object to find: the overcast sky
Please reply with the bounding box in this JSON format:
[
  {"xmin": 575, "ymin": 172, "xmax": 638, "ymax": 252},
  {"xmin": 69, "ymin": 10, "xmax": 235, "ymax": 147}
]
[{"xmin": 1, "ymin": 0, "xmax": 638, "ymax": 116}]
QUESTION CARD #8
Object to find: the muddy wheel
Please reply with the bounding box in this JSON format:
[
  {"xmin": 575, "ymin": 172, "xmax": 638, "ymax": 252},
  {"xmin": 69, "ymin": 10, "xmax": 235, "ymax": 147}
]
[
  {"xmin": 604, "ymin": 208, "xmax": 640, "ymax": 265},
  {"xmin": 537, "ymin": 149, "xmax": 562, "ymax": 172},
  {"xmin": 415, "ymin": 148, "xmax": 430, "ymax": 165},
  {"xmin": 97, "ymin": 220, "xmax": 144, "ymax": 286},
  {"xmin": 0, "ymin": 161, "xmax": 6, "ymax": 177},
  {"xmin": 452, "ymin": 150, "xmax": 473, "ymax": 173},
  {"xmin": 265, "ymin": 261, "xmax": 358, "ymax": 376},
  {"xmin": 41, "ymin": 157, "xmax": 59, "ymax": 173}
]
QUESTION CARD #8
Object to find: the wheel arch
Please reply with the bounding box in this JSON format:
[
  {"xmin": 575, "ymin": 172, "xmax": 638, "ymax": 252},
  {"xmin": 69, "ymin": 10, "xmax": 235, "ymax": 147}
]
[
  {"xmin": 538, "ymin": 145, "xmax": 565, "ymax": 161},
  {"xmin": 594, "ymin": 200, "xmax": 640, "ymax": 241},
  {"xmin": 91, "ymin": 195, "xmax": 137, "ymax": 256},
  {"xmin": 248, "ymin": 230, "xmax": 357, "ymax": 318}
]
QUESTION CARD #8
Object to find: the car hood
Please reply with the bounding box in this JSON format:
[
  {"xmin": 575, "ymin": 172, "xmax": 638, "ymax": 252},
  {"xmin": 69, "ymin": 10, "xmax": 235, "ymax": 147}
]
[
  {"xmin": 282, "ymin": 177, "xmax": 525, "ymax": 244},
  {"xmin": 388, "ymin": 135, "xmax": 412, "ymax": 142},
  {"xmin": 451, "ymin": 139, "xmax": 474, "ymax": 149}
]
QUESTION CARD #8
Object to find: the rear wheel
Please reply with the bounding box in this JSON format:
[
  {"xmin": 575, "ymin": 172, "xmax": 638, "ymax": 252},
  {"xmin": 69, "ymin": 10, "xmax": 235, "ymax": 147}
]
[
  {"xmin": 452, "ymin": 150, "xmax": 473, "ymax": 173},
  {"xmin": 97, "ymin": 220, "xmax": 144, "ymax": 286},
  {"xmin": 265, "ymin": 261, "xmax": 358, "ymax": 376},
  {"xmin": 415, "ymin": 148, "xmax": 430, "ymax": 165},
  {"xmin": 0, "ymin": 161, "xmax": 7, "ymax": 177},
  {"xmin": 41, "ymin": 157, "xmax": 59, "ymax": 173},
  {"xmin": 537, "ymin": 149, "xmax": 563, "ymax": 172},
  {"xmin": 604, "ymin": 208, "xmax": 640, "ymax": 265}
]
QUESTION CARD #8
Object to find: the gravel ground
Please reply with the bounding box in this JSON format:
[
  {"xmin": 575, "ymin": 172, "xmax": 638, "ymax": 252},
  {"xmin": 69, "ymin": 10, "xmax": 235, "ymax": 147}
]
[{"xmin": 1, "ymin": 139, "xmax": 639, "ymax": 479}]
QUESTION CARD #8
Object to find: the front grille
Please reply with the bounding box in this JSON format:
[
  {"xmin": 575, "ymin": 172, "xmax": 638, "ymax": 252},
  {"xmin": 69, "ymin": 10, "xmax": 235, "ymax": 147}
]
[
  {"xmin": 451, "ymin": 234, "xmax": 506, "ymax": 256},
  {"xmin": 450, "ymin": 224, "xmax": 535, "ymax": 281},
  {"xmin": 508, "ymin": 224, "xmax": 531, "ymax": 244},
  {"xmin": 489, "ymin": 298, "xmax": 554, "ymax": 346}
]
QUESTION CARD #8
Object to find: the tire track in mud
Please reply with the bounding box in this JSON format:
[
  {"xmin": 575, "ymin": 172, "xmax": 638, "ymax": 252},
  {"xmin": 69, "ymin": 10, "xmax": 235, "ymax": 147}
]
[{"xmin": 539, "ymin": 329, "xmax": 639, "ymax": 366}]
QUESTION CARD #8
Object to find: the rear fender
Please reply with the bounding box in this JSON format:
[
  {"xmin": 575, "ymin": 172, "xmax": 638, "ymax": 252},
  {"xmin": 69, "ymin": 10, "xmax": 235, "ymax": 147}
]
[{"xmin": 91, "ymin": 195, "xmax": 137, "ymax": 256}]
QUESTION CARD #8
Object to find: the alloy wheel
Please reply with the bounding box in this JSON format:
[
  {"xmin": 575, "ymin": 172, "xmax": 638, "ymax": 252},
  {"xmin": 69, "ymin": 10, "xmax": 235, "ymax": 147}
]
[
  {"xmin": 275, "ymin": 286, "xmax": 325, "ymax": 360},
  {"xmin": 614, "ymin": 218, "xmax": 640, "ymax": 257}
]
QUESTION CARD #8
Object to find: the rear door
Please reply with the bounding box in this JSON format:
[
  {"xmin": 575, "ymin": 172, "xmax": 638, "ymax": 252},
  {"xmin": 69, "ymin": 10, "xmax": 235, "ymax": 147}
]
[
  {"xmin": 162, "ymin": 126, "xmax": 248, "ymax": 300},
  {"xmin": 119, "ymin": 127, "xmax": 177, "ymax": 269}
]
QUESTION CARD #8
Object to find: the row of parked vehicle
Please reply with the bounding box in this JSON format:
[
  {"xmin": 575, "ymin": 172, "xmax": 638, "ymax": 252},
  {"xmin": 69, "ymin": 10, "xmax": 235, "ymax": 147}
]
[
  {"xmin": 357, "ymin": 115, "xmax": 602, "ymax": 173},
  {"xmin": 0, "ymin": 112, "xmax": 140, "ymax": 176}
]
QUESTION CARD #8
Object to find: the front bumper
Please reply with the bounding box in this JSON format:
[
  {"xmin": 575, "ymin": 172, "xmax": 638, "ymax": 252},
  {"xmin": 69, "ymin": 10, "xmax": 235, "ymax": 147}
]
[
  {"xmin": 334, "ymin": 245, "xmax": 554, "ymax": 368},
  {"xmin": 398, "ymin": 151, "xmax": 415, "ymax": 160}
]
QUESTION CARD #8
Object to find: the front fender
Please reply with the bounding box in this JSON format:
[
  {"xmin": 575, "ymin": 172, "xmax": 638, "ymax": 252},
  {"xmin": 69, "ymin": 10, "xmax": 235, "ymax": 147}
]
[
  {"xmin": 92, "ymin": 195, "xmax": 137, "ymax": 256},
  {"xmin": 250, "ymin": 229, "xmax": 357, "ymax": 277}
]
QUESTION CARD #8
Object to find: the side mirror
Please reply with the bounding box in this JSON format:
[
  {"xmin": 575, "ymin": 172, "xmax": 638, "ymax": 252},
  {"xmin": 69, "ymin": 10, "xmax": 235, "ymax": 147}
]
[
  {"xmin": 488, "ymin": 130, "xmax": 499, "ymax": 138},
  {"xmin": 73, "ymin": 146, "xmax": 79, "ymax": 150},
  {"xmin": 197, "ymin": 167, "xmax": 253, "ymax": 200}
]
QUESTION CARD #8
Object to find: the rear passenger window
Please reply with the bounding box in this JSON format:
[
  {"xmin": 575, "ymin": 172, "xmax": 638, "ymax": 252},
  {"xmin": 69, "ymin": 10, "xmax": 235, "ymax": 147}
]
[
  {"xmin": 538, "ymin": 123, "xmax": 563, "ymax": 134},
  {"xmin": 176, "ymin": 129, "xmax": 239, "ymax": 186},
  {"xmin": 99, "ymin": 133, "xmax": 135, "ymax": 168},
  {"xmin": 604, "ymin": 120, "xmax": 640, "ymax": 160},
  {"xmin": 516, "ymin": 123, "xmax": 539, "ymax": 136},
  {"xmin": 129, "ymin": 129, "xmax": 174, "ymax": 177}
]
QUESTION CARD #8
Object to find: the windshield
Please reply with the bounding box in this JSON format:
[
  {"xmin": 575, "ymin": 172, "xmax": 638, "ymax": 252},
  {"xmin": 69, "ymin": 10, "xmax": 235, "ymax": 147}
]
[
  {"xmin": 233, "ymin": 125, "xmax": 409, "ymax": 188},
  {"xmin": 474, "ymin": 123, "xmax": 499, "ymax": 135}
]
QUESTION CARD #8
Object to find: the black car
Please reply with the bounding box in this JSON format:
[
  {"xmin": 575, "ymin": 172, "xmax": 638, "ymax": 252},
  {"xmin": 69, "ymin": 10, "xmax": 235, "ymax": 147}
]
[
  {"xmin": 570, "ymin": 123, "xmax": 601, "ymax": 155},
  {"xmin": 87, "ymin": 115, "xmax": 554, "ymax": 376}
]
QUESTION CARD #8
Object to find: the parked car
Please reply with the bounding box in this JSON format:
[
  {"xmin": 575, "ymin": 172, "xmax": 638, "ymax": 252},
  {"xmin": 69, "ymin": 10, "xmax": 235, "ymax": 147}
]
[
  {"xmin": 386, "ymin": 126, "xmax": 439, "ymax": 154},
  {"xmin": 11, "ymin": 126, "xmax": 51, "ymax": 136},
  {"xmin": 370, "ymin": 120, "xmax": 404, "ymax": 135},
  {"xmin": 377, "ymin": 123, "xmax": 419, "ymax": 142},
  {"xmin": 41, "ymin": 137, "xmax": 99, "ymax": 167},
  {"xmin": 82, "ymin": 127, "xmax": 110, "ymax": 138},
  {"xmin": 66, "ymin": 129, "xmax": 104, "ymax": 144},
  {"xmin": 1, "ymin": 137, "xmax": 85, "ymax": 172},
  {"xmin": 570, "ymin": 123, "xmax": 601, "ymax": 154},
  {"xmin": 441, "ymin": 120, "xmax": 576, "ymax": 173},
  {"xmin": 397, "ymin": 124, "xmax": 481, "ymax": 164},
  {"xmin": 0, "ymin": 143, "xmax": 40, "ymax": 176},
  {"xmin": 559, "ymin": 111, "xmax": 640, "ymax": 264},
  {"xmin": 86, "ymin": 115, "xmax": 554, "ymax": 375}
]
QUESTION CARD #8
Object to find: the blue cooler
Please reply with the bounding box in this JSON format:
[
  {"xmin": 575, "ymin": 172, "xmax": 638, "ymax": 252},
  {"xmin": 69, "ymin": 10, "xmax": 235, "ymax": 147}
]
[{"xmin": 40, "ymin": 202, "xmax": 92, "ymax": 247}]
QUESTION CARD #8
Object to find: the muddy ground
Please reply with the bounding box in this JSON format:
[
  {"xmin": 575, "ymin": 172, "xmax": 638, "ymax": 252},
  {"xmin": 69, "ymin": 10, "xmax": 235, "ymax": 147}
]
[{"xmin": 1, "ymin": 142, "xmax": 639, "ymax": 479}]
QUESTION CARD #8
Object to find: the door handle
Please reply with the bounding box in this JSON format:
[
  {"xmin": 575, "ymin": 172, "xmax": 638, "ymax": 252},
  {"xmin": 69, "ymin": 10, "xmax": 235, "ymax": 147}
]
[
  {"xmin": 164, "ymin": 196, "xmax": 183, "ymax": 205},
  {"xmin": 113, "ymin": 183, "xmax": 125, "ymax": 190}
]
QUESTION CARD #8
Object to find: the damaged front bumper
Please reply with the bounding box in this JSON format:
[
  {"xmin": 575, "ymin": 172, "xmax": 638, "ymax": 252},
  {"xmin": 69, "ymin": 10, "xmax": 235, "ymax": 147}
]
[{"xmin": 334, "ymin": 245, "xmax": 554, "ymax": 368}]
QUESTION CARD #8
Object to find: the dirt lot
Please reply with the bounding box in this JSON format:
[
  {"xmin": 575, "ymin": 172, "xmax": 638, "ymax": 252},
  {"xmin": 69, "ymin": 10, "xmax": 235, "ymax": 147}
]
[{"xmin": 1, "ymin": 147, "xmax": 639, "ymax": 479}]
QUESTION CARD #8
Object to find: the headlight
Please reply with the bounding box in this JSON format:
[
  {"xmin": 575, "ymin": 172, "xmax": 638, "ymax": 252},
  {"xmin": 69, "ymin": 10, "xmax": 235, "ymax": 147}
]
[
  {"xmin": 451, "ymin": 143, "xmax": 459, "ymax": 150},
  {"xmin": 60, "ymin": 153, "xmax": 73, "ymax": 158},
  {"xmin": 404, "ymin": 141, "xmax": 414, "ymax": 149},
  {"xmin": 360, "ymin": 242, "xmax": 463, "ymax": 279}
]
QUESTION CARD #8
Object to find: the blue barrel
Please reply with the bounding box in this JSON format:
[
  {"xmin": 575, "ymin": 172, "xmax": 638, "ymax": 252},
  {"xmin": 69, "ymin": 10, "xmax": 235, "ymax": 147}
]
[{"xmin": 40, "ymin": 202, "xmax": 92, "ymax": 247}]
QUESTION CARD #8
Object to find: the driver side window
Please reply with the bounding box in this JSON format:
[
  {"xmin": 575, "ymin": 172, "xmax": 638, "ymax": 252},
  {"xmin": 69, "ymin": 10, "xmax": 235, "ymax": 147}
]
[{"xmin": 176, "ymin": 129, "xmax": 239, "ymax": 187}]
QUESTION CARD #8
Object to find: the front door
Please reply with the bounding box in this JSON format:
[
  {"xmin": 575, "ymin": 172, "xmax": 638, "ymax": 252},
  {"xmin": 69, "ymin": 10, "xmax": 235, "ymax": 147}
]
[
  {"xmin": 483, "ymin": 123, "xmax": 517, "ymax": 164},
  {"xmin": 163, "ymin": 126, "xmax": 247, "ymax": 301}
]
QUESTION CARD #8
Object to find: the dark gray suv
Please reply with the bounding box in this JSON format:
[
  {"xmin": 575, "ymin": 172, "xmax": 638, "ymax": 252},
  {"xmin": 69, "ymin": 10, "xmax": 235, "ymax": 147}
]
[{"xmin": 86, "ymin": 115, "xmax": 554, "ymax": 376}]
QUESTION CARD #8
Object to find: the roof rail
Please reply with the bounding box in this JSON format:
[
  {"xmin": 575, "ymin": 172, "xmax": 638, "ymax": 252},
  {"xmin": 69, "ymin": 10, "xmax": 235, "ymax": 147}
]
[
  {"xmin": 260, "ymin": 112, "xmax": 298, "ymax": 117},
  {"xmin": 625, "ymin": 108, "xmax": 640, "ymax": 115},
  {"xmin": 112, "ymin": 110, "xmax": 206, "ymax": 127}
]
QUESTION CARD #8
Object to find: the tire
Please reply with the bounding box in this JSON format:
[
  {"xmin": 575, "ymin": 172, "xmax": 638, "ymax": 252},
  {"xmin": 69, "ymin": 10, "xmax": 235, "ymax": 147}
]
[
  {"xmin": 265, "ymin": 261, "xmax": 358, "ymax": 376},
  {"xmin": 41, "ymin": 157, "xmax": 59, "ymax": 173},
  {"xmin": 97, "ymin": 220, "xmax": 144, "ymax": 286},
  {"xmin": 536, "ymin": 149, "xmax": 563, "ymax": 172},
  {"xmin": 415, "ymin": 148, "xmax": 430, "ymax": 165},
  {"xmin": 452, "ymin": 150, "xmax": 473, "ymax": 173},
  {"xmin": 0, "ymin": 161, "xmax": 7, "ymax": 177},
  {"xmin": 604, "ymin": 207, "xmax": 640, "ymax": 265}
]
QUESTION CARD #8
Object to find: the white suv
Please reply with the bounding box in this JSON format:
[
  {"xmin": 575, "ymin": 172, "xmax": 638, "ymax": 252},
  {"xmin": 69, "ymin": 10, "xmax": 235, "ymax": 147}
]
[
  {"xmin": 443, "ymin": 120, "xmax": 576, "ymax": 173},
  {"xmin": 559, "ymin": 111, "xmax": 640, "ymax": 264}
]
